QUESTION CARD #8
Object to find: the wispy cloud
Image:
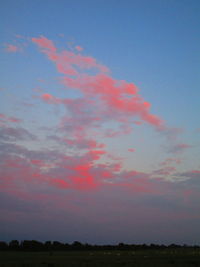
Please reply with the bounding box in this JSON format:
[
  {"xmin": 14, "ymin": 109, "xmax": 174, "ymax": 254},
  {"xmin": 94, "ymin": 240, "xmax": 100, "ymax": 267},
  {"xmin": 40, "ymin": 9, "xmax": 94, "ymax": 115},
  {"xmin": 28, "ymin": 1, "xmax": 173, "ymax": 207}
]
[{"xmin": 5, "ymin": 44, "xmax": 21, "ymax": 53}]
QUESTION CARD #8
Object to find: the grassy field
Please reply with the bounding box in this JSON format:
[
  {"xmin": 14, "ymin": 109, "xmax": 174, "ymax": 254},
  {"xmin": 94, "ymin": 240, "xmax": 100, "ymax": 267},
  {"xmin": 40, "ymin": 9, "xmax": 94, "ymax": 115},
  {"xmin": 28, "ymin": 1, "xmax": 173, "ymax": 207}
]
[{"xmin": 0, "ymin": 250, "xmax": 200, "ymax": 267}]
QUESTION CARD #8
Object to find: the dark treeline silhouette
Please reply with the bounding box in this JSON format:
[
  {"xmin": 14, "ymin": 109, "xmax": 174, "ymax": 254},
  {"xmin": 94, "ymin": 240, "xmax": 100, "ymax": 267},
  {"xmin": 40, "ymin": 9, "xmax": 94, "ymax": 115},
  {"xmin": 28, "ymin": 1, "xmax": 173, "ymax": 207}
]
[{"xmin": 0, "ymin": 240, "xmax": 199, "ymax": 252}]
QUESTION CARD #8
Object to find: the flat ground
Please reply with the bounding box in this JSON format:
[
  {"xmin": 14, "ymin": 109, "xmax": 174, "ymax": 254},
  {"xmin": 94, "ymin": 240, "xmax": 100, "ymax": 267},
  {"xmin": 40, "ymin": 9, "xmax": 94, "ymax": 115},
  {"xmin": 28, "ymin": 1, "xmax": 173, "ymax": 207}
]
[{"xmin": 0, "ymin": 250, "xmax": 200, "ymax": 267}]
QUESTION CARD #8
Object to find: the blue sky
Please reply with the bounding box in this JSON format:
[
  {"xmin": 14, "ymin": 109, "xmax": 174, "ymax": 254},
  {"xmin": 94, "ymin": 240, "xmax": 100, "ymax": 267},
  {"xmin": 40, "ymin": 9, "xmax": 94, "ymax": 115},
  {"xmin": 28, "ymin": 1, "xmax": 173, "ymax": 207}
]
[
  {"xmin": 1, "ymin": 0, "xmax": 199, "ymax": 125},
  {"xmin": 0, "ymin": 0, "xmax": 200, "ymax": 244}
]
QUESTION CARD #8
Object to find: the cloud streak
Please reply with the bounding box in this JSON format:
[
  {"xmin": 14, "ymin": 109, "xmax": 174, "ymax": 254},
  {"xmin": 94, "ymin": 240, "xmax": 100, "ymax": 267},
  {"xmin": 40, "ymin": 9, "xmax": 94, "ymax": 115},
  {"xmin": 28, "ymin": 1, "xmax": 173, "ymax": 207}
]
[{"xmin": 5, "ymin": 44, "xmax": 20, "ymax": 53}]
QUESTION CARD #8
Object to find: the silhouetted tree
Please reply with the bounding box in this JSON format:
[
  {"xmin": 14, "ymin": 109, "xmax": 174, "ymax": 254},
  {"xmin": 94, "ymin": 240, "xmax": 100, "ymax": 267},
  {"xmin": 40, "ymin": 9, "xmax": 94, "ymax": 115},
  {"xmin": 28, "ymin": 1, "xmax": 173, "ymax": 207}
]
[
  {"xmin": 0, "ymin": 241, "xmax": 8, "ymax": 250},
  {"xmin": 44, "ymin": 241, "xmax": 52, "ymax": 250},
  {"xmin": 52, "ymin": 241, "xmax": 64, "ymax": 250},
  {"xmin": 72, "ymin": 241, "xmax": 83, "ymax": 250},
  {"xmin": 21, "ymin": 240, "xmax": 44, "ymax": 251},
  {"xmin": 0, "ymin": 240, "xmax": 199, "ymax": 252},
  {"xmin": 9, "ymin": 240, "xmax": 19, "ymax": 250}
]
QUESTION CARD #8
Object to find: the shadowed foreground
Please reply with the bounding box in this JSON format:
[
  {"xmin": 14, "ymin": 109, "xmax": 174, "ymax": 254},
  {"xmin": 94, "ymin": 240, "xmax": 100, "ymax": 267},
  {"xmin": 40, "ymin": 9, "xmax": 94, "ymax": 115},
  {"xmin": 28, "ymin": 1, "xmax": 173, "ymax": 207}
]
[{"xmin": 0, "ymin": 250, "xmax": 200, "ymax": 267}]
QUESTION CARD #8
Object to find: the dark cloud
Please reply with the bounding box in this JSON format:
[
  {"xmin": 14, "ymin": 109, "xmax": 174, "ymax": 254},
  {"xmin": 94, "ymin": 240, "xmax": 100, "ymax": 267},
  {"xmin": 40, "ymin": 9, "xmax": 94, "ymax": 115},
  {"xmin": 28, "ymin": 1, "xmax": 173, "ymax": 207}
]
[{"xmin": 0, "ymin": 126, "xmax": 37, "ymax": 141}]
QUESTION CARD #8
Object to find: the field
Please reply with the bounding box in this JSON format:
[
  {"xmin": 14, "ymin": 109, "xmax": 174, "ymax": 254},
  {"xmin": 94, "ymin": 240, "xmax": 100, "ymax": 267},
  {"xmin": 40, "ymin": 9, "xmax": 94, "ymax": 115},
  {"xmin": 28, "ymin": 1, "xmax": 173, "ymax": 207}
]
[{"xmin": 0, "ymin": 249, "xmax": 200, "ymax": 267}]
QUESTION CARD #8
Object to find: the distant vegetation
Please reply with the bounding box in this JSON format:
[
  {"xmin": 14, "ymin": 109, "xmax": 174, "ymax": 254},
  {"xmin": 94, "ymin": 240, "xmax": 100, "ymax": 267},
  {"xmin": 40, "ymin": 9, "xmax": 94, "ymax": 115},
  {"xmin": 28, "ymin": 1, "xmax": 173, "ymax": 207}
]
[
  {"xmin": 0, "ymin": 240, "xmax": 199, "ymax": 251},
  {"xmin": 1, "ymin": 241, "xmax": 200, "ymax": 267}
]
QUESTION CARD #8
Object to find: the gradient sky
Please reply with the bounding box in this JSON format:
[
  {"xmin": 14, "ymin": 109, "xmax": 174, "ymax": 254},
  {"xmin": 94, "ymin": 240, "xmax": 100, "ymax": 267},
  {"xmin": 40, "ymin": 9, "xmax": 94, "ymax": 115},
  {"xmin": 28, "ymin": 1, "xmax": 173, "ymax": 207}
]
[{"xmin": 0, "ymin": 0, "xmax": 200, "ymax": 245}]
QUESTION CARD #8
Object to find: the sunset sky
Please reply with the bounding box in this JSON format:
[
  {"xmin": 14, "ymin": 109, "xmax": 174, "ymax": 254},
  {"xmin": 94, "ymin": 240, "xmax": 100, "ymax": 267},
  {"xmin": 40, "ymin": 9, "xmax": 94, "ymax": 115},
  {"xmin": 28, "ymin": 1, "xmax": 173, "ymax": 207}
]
[{"xmin": 0, "ymin": 0, "xmax": 200, "ymax": 245}]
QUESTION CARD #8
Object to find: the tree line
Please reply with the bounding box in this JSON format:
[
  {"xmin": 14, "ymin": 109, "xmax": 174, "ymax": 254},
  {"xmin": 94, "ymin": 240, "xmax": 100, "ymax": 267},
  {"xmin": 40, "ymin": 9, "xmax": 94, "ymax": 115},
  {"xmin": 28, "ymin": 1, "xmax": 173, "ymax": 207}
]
[{"xmin": 0, "ymin": 240, "xmax": 199, "ymax": 251}]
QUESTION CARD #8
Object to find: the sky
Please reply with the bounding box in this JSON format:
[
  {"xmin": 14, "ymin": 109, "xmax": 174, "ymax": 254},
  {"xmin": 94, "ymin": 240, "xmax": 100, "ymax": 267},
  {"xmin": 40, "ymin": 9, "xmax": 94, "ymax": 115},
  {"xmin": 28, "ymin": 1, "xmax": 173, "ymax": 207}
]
[{"xmin": 0, "ymin": 0, "xmax": 200, "ymax": 245}]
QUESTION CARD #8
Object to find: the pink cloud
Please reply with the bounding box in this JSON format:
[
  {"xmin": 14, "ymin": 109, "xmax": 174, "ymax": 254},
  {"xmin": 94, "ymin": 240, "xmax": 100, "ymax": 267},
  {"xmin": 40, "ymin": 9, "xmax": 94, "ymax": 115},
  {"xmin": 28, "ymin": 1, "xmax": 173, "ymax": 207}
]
[
  {"xmin": 8, "ymin": 117, "xmax": 22, "ymax": 123},
  {"xmin": 56, "ymin": 61, "xmax": 78, "ymax": 75},
  {"xmin": 32, "ymin": 36, "xmax": 109, "ymax": 74},
  {"xmin": 75, "ymin": 45, "xmax": 83, "ymax": 52},
  {"xmin": 0, "ymin": 113, "xmax": 22, "ymax": 124},
  {"xmin": 104, "ymin": 124, "xmax": 132, "ymax": 138},
  {"xmin": 168, "ymin": 143, "xmax": 192, "ymax": 154},
  {"xmin": 5, "ymin": 44, "xmax": 20, "ymax": 53},
  {"xmin": 152, "ymin": 166, "xmax": 177, "ymax": 176},
  {"xmin": 62, "ymin": 73, "xmax": 137, "ymax": 96},
  {"xmin": 111, "ymin": 174, "xmax": 165, "ymax": 195},
  {"xmin": 1, "ymin": 137, "xmax": 200, "ymax": 224},
  {"xmin": 30, "ymin": 35, "xmax": 194, "ymax": 193},
  {"xmin": 133, "ymin": 120, "xmax": 143, "ymax": 125},
  {"xmin": 62, "ymin": 73, "xmax": 164, "ymax": 129},
  {"xmin": 191, "ymin": 170, "xmax": 200, "ymax": 174},
  {"xmin": 17, "ymin": 36, "xmax": 196, "ymax": 196},
  {"xmin": 160, "ymin": 157, "xmax": 182, "ymax": 166},
  {"xmin": 71, "ymin": 164, "xmax": 98, "ymax": 190},
  {"xmin": 55, "ymin": 51, "xmax": 109, "ymax": 74},
  {"xmin": 32, "ymin": 36, "xmax": 167, "ymax": 146},
  {"xmin": 50, "ymin": 178, "xmax": 69, "ymax": 189},
  {"xmin": 162, "ymin": 127, "xmax": 183, "ymax": 141},
  {"xmin": 15, "ymin": 34, "xmax": 22, "ymax": 38},
  {"xmin": 62, "ymin": 137, "xmax": 105, "ymax": 150},
  {"xmin": 178, "ymin": 170, "xmax": 200, "ymax": 180},
  {"xmin": 41, "ymin": 93, "xmax": 61, "ymax": 104},
  {"xmin": 32, "ymin": 36, "xmax": 57, "ymax": 52},
  {"xmin": 0, "ymin": 126, "xmax": 36, "ymax": 141}
]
